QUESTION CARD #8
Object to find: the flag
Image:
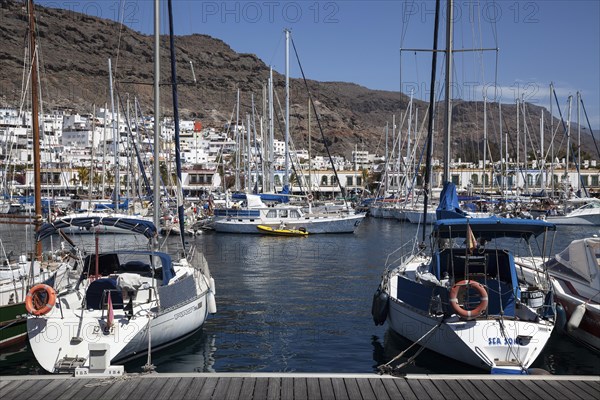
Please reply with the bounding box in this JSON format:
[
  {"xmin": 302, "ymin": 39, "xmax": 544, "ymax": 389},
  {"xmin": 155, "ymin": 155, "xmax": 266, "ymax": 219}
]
[
  {"xmin": 467, "ymin": 223, "xmax": 476, "ymax": 254},
  {"xmin": 107, "ymin": 293, "xmax": 114, "ymax": 328}
]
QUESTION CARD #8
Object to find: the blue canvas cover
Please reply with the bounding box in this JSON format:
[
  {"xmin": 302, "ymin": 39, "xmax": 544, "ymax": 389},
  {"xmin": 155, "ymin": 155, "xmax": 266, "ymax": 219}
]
[{"xmin": 436, "ymin": 182, "xmax": 467, "ymax": 220}]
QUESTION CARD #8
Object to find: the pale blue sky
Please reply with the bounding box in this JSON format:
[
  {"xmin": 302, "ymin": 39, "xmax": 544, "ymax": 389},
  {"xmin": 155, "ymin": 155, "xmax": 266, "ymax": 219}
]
[{"xmin": 37, "ymin": 0, "xmax": 600, "ymax": 129}]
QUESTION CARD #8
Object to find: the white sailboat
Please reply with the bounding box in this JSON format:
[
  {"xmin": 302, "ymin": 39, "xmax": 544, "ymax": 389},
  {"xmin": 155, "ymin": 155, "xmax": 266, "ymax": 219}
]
[
  {"xmin": 372, "ymin": 0, "xmax": 557, "ymax": 374},
  {"xmin": 25, "ymin": 0, "xmax": 216, "ymax": 373},
  {"xmin": 212, "ymin": 29, "xmax": 365, "ymax": 234}
]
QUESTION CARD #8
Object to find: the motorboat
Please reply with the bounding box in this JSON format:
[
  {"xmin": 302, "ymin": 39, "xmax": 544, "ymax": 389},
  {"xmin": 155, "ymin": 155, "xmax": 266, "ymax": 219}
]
[{"xmin": 545, "ymin": 237, "xmax": 600, "ymax": 352}]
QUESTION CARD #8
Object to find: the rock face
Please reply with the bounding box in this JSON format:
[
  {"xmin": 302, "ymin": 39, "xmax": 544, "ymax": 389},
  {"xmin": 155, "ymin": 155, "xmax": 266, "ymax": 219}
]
[{"xmin": 1, "ymin": 0, "xmax": 595, "ymax": 161}]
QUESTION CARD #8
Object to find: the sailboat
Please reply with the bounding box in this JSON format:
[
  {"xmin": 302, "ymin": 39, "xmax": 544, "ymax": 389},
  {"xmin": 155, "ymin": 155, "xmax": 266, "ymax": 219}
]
[
  {"xmin": 372, "ymin": 0, "xmax": 557, "ymax": 374},
  {"xmin": 0, "ymin": 0, "xmax": 72, "ymax": 349},
  {"xmin": 212, "ymin": 30, "xmax": 365, "ymax": 234},
  {"xmin": 25, "ymin": 0, "xmax": 216, "ymax": 373}
]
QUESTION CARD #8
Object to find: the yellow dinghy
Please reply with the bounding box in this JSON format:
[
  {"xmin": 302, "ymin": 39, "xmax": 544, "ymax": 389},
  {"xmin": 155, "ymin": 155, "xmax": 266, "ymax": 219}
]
[{"xmin": 257, "ymin": 224, "xmax": 308, "ymax": 236}]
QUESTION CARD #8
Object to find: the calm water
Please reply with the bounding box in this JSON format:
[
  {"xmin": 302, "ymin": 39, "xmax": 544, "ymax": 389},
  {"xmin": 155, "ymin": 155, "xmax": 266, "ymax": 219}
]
[{"xmin": 1, "ymin": 219, "xmax": 599, "ymax": 375}]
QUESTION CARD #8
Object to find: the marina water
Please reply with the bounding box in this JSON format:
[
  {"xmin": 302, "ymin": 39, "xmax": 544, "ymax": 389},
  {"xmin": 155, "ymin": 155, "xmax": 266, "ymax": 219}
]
[{"xmin": 1, "ymin": 219, "xmax": 599, "ymax": 375}]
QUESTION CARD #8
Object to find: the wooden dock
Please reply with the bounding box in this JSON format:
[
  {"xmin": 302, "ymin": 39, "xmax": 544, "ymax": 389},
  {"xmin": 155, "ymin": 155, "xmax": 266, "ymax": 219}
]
[{"xmin": 0, "ymin": 373, "xmax": 598, "ymax": 400}]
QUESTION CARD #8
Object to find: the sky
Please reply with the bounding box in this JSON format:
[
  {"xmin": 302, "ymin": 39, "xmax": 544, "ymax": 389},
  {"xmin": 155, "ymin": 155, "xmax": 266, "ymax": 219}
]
[{"xmin": 36, "ymin": 0, "xmax": 600, "ymax": 129}]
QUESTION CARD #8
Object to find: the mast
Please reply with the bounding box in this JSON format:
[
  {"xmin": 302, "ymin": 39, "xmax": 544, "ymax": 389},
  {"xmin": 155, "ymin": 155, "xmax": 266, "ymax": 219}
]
[
  {"xmin": 540, "ymin": 108, "xmax": 545, "ymax": 191},
  {"xmin": 108, "ymin": 58, "xmax": 119, "ymax": 211},
  {"xmin": 268, "ymin": 68, "xmax": 274, "ymax": 192},
  {"xmin": 442, "ymin": 0, "xmax": 453, "ymax": 183},
  {"xmin": 284, "ymin": 28, "xmax": 290, "ymax": 189},
  {"xmin": 153, "ymin": 0, "xmax": 160, "ymax": 227},
  {"xmin": 421, "ymin": 0, "xmax": 441, "ymax": 241},
  {"xmin": 167, "ymin": 0, "xmax": 186, "ymax": 252},
  {"xmin": 577, "ymin": 91, "xmax": 581, "ymax": 194},
  {"xmin": 483, "ymin": 95, "xmax": 487, "ymax": 194},
  {"xmin": 28, "ymin": 0, "xmax": 42, "ymax": 259},
  {"xmin": 235, "ymin": 88, "xmax": 240, "ymax": 191}
]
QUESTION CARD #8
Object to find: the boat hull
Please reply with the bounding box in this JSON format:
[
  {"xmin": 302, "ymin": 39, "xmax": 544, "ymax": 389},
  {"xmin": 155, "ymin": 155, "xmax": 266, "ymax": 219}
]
[
  {"xmin": 27, "ymin": 289, "xmax": 209, "ymax": 373},
  {"xmin": 214, "ymin": 214, "xmax": 364, "ymax": 234},
  {"xmin": 387, "ymin": 296, "xmax": 552, "ymax": 372}
]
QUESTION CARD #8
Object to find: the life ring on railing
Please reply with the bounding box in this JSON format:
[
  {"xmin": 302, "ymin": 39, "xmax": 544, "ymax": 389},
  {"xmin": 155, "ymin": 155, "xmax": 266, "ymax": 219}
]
[
  {"xmin": 307, "ymin": 194, "xmax": 314, "ymax": 202},
  {"xmin": 449, "ymin": 280, "xmax": 488, "ymax": 320},
  {"xmin": 25, "ymin": 284, "xmax": 56, "ymax": 316}
]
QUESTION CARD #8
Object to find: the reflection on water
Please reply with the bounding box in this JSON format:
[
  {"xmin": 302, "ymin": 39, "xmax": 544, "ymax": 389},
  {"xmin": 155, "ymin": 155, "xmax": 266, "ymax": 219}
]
[{"xmin": 1, "ymin": 219, "xmax": 599, "ymax": 375}]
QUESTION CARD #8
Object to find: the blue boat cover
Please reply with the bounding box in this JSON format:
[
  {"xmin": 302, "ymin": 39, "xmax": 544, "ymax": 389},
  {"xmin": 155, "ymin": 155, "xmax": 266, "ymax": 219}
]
[
  {"xmin": 433, "ymin": 217, "xmax": 556, "ymax": 239},
  {"xmin": 36, "ymin": 216, "xmax": 157, "ymax": 240},
  {"xmin": 436, "ymin": 182, "xmax": 468, "ymax": 220}
]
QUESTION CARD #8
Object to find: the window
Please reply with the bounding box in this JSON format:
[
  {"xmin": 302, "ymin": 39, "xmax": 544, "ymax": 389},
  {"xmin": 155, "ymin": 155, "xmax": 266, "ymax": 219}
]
[
  {"xmin": 592, "ymin": 175, "xmax": 599, "ymax": 186},
  {"xmin": 289, "ymin": 210, "xmax": 300, "ymax": 218},
  {"xmin": 267, "ymin": 210, "xmax": 277, "ymax": 218},
  {"xmin": 321, "ymin": 176, "xmax": 328, "ymax": 186},
  {"xmin": 346, "ymin": 176, "xmax": 353, "ymax": 186},
  {"xmin": 471, "ymin": 174, "xmax": 478, "ymax": 185},
  {"xmin": 451, "ymin": 175, "xmax": 459, "ymax": 185}
]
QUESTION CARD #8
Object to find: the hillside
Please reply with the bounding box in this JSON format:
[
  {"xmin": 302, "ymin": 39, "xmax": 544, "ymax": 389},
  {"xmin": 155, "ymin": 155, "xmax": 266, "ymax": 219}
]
[{"xmin": 0, "ymin": 0, "xmax": 596, "ymax": 162}]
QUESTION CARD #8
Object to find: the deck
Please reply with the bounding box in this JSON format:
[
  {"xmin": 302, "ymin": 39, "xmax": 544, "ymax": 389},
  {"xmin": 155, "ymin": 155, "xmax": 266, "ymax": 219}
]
[{"xmin": 0, "ymin": 373, "xmax": 598, "ymax": 400}]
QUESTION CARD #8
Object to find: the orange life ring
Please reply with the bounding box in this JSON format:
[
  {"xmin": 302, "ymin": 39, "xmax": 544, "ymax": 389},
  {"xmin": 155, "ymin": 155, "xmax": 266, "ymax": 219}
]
[
  {"xmin": 25, "ymin": 284, "xmax": 56, "ymax": 316},
  {"xmin": 449, "ymin": 280, "xmax": 488, "ymax": 320}
]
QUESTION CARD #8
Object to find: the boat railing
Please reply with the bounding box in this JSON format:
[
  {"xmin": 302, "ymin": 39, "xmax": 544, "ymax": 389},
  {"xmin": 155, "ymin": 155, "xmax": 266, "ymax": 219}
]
[{"xmin": 384, "ymin": 238, "xmax": 419, "ymax": 270}]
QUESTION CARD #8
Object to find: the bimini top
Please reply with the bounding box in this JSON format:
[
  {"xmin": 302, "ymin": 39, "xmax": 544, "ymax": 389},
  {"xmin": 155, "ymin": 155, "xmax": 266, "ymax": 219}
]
[
  {"xmin": 36, "ymin": 215, "xmax": 157, "ymax": 241},
  {"xmin": 434, "ymin": 217, "xmax": 556, "ymax": 240}
]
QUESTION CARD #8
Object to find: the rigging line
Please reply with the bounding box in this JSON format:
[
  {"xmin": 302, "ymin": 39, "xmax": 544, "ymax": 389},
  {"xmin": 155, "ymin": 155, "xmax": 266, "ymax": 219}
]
[
  {"xmin": 579, "ymin": 96, "xmax": 600, "ymax": 159},
  {"xmin": 289, "ymin": 36, "xmax": 346, "ymax": 200},
  {"xmin": 113, "ymin": 0, "xmax": 128, "ymax": 78}
]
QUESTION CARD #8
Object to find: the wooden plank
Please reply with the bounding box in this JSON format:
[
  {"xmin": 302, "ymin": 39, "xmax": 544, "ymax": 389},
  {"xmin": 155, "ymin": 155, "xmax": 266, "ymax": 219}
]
[
  {"xmin": 545, "ymin": 380, "xmax": 586, "ymax": 400},
  {"xmin": 239, "ymin": 377, "xmax": 256, "ymax": 400},
  {"xmin": 355, "ymin": 378, "xmax": 377, "ymax": 400},
  {"xmin": 266, "ymin": 377, "xmax": 281, "ymax": 400},
  {"xmin": 221, "ymin": 377, "xmax": 243, "ymax": 400},
  {"xmin": 99, "ymin": 377, "xmax": 144, "ymax": 400},
  {"xmin": 44, "ymin": 380, "xmax": 80, "ymax": 400},
  {"xmin": 427, "ymin": 380, "xmax": 461, "ymax": 400},
  {"xmin": 168, "ymin": 377, "xmax": 195, "ymax": 398},
  {"xmin": 27, "ymin": 378, "xmax": 67, "ymax": 400},
  {"xmin": 55, "ymin": 378, "xmax": 95, "ymax": 400},
  {"xmin": 391, "ymin": 378, "xmax": 418, "ymax": 400},
  {"xmin": 570, "ymin": 380, "xmax": 600, "ymax": 398},
  {"xmin": 83, "ymin": 378, "xmax": 127, "ymax": 400},
  {"xmin": 492, "ymin": 379, "xmax": 529, "ymax": 400},
  {"xmin": 1, "ymin": 379, "xmax": 40, "ymax": 399},
  {"xmin": 306, "ymin": 376, "xmax": 321, "ymax": 399},
  {"xmin": 407, "ymin": 379, "xmax": 433, "ymax": 400},
  {"xmin": 343, "ymin": 378, "xmax": 362, "ymax": 400},
  {"xmin": 525, "ymin": 380, "xmax": 561, "ymax": 400},
  {"xmin": 197, "ymin": 377, "xmax": 218, "ymax": 399},
  {"xmin": 418, "ymin": 379, "xmax": 449, "ymax": 400},
  {"xmin": 478, "ymin": 379, "xmax": 514, "ymax": 400},
  {"xmin": 293, "ymin": 377, "xmax": 308, "ymax": 400},
  {"xmin": 331, "ymin": 377, "xmax": 349, "ymax": 400},
  {"xmin": 511, "ymin": 379, "xmax": 544, "ymax": 400},
  {"xmin": 0, "ymin": 379, "xmax": 15, "ymax": 393},
  {"xmin": 179, "ymin": 376, "xmax": 207, "ymax": 399},
  {"xmin": 456, "ymin": 379, "xmax": 497, "ymax": 400},
  {"xmin": 253, "ymin": 377, "xmax": 270, "ymax": 400},
  {"xmin": 280, "ymin": 377, "xmax": 294, "ymax": 400},
  {"xmin": 113, "ymin": 378, "xmax": 149, "ymax": 400},
  {"xmin": 0, "ymin": 380, "xmax": 26, "ymax": 398},
  {"xmin": 444, "ymin": 380, "xmax": 475, "ymax": 400},
  {"xmin": 365, "ymin": 378, "xmax": 391, "ymax": 400},
  {"xmin": 139, "ymin": 376, "xmax": 171, "ymax": 400},
  {"xmin": 318, "ymin": 378, "xmax": 336, "ymax": 400},
  {"xmin": 380, "ymin": 378, "xmax": 404, "ymax": 400},
  {"xmin": 152, "ymin": 376, "xmax": 182, "ymax": 400}
]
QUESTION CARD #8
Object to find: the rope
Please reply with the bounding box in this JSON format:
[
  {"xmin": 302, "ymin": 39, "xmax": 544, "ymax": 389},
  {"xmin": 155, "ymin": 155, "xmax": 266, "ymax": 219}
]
[{"xmin": 377, "ymin": 319, "xmax": 444, "ymax": 375}]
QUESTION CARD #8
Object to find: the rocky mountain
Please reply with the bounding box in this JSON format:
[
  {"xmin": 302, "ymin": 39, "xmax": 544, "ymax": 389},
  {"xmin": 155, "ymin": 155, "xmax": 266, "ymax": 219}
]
[{"xmin": 1, "ymin": 0, "xmax": 596, "ymax": 162}]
